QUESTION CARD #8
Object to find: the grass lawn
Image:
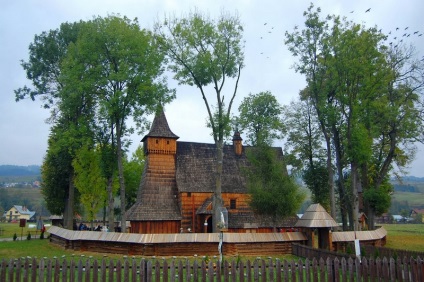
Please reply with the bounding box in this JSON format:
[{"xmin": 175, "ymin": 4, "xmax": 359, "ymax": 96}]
[
  {"xmin": 0, "ymin": 221, "xmax": 47, "ymax": 239},
  {"xmin": 0, "ymin": 238, "xmax": 299, "ymax": 263},
  {"xmin": 381, "ymin": 223, "xmax": 424, "ymax": 252}
]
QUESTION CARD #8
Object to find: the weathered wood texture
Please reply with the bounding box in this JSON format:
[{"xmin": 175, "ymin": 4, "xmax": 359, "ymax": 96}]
[
  {"xmin": 180, "ymin": 192, "xmax": 252, "ymax": 232},
  {"xmin": 130, "ymin": 220, "xmax": 180, "ymax": 234},
  {"xmin": 49, "ymin": 234, "xmax": 300, "ymax": 256},
  {"xmin": 145, "ymin": 137, "xmax": 177, "ymax": 155},
  {"xmin": 48, "ymin": 226, "xmax": 307, "ymax": 256},
  {"xmin": 1, "ymin": 256, "xmax": 423, "ymax": 281}
]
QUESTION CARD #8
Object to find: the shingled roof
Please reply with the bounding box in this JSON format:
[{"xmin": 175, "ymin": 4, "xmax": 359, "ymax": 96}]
[
  {"xmin": 295, "ymin": 203, "xmax": 338, "ymax": 228},
  {"xmin": 176, "ymin": 142, "xmax": 285, "ymax": 193},
  {"xmin": 126, "ymin": 157, "xmax": 182, "ymax": 221},
  {"xmin": 141, "ymin": 110, "xmax": 179, "ymax": 142}
]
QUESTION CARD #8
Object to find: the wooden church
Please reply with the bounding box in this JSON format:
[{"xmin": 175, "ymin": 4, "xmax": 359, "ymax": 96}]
[{"xmin": 126, "ymin": 110, "xmax": 297, "ymax": 234}]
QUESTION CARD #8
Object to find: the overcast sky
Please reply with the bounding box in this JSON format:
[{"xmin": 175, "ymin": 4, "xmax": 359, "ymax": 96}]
[{"xmin": 1, "ymin": 0, "xmax": 423, "ymax": 176}]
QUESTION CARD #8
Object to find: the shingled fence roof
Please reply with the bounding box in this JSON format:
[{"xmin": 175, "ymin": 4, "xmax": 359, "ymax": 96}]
[{"xmin": 295, "ymin": 203, "xmax": 338, "ymax": 228}]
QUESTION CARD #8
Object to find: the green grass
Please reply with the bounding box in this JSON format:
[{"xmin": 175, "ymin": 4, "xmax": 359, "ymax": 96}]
[
  {"xmin": 391, "ymin": 191, "xmax": 424, "ymax": 207},
  {"xmin": 0, "ymin": 222, "xmax": 46, "ymax": 239},
  {"xmin": 382, "ymin": 223, "xmax": 424, "ymax": 252}
]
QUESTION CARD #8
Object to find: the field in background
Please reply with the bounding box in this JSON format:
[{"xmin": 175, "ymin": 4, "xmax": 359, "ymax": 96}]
[
  {"xmin": 0, "ymin": 221, "xmax": 48, "ymax": 239},
  {"xmin": 381, "ymin": 223, "xmax": 424, "ymax": 252}
]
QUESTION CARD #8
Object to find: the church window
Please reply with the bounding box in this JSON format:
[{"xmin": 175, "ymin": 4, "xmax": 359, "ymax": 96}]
[{"xmin": 230, "ymin": 199, "xmax": 236, "ymax": 209}]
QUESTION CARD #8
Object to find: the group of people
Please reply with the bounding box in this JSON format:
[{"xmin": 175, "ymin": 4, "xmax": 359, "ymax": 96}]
[{"xmin": 77, "ymin": 223, "xmax": 108, "ymax": 232}]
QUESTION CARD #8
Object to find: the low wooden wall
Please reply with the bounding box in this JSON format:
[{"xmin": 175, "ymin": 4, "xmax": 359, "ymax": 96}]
[
  {"xmin": 48, "ymin": 226, "xmax": 307, "ymax": 256},
  {"xmin": 331, "ymin": 227, "xmax": 387, "ymax": 252}
]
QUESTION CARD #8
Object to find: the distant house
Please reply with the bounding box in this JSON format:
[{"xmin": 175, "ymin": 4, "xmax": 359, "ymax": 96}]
[
  {"xmin": 126, "ymin": 110, "xmax": 297, "ymax": 234},
  {"xmin": 3, "ymin": 205, "xmax": 36, "ymax": 222},
  {"xmin": 410, "ymin": 208, "xmax": 424, "ymax": 223},
  {"xmin": 392, "ymin": 215, "xmax": 404, "ymax": 222}
]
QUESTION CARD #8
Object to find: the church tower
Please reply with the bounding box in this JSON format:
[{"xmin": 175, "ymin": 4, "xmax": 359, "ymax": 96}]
[{"xmin": 126, "ymin": 109, "xmax": 182, "ymax": 233}]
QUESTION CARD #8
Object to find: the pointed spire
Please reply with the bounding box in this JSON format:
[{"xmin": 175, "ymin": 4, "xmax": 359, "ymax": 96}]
[{"xmin": 141, "ymin": 109, "xmax": 179, "ymax": 141}]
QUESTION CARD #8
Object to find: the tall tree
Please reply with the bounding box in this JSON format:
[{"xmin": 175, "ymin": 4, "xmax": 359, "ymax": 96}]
[
  {"xmin": 156, "ymin": 11, "xmax": 244, "ymax": 231},
  {"xmin": 283, "ymin": 96, "xmax": 330, "ymax": 210},
  {"xmin": 15, "ymin": 22, "xmax": 84, "ymax": 229},
  {"xmin": 73, "ymin": 145, "xmax": 108, "ymax": 229},
  {"xmin": 15, "ymin": 21, "xmax": 83, "ymax": 111},
  {"xmin": 245, "ymin": 144, "xmax": 305, "ymax": 231},
  {"xmin": 236, "ymin": 91, "xmax": 283, "ymax": 146},
  {"xmin": 285, "ymin": 4, "xmax": 337, "ymax": 220},
  {"xmin": 286, "ymin": 4, "xmax": 424, "ymax": 230},
  {"xmin": 59, "ymin": 15, "xmax": 174, "ymax": 232}
]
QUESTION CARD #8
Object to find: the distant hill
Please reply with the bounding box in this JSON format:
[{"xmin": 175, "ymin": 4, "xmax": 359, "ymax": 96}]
[
  {"xmin": 0, "ymin": 165, "xmax": 41, "ymax": 184},
  {"xmin": 393, "ymin": 176, "xmax": 424, "ymax": 183},
  {"xmin": 0, "ymin": 165, "xmax": 41, "ymax": 176}
]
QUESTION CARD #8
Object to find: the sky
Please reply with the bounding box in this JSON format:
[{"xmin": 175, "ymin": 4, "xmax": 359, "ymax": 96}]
[{"xmin": 1, "ymin": 0, "xmax": 423, "ymax": 176}]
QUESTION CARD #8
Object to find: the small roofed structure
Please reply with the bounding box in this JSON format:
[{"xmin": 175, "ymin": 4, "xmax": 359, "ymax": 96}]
[{"xmin": 295, "ymin": 203, "xmax": 338, "ymax": 250}]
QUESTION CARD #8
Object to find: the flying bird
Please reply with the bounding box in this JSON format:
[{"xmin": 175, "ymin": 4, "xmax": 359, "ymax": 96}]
[
  {"xmin": 414, "ymin": 31, "xmax": 419, "ymax": 34},
  {"xmin": 264, "ymin": 23, "xmax": 267, "ymax": 25},
  {"xmin": 419, "ymin": 34, "xmax": 423, "ymax": 37},
  {"xmin": 365, "ymin": 8, "xmax": 371, "ymax": 12},
  {"xmin": 405, "ymin": 27, "xmax": 409, "ymax": 30},
  {"xmin": 350, "ymin": 10, "xmax": 354, "ymax": 13},
  {"xmin": 396, "ymin": 27, "xmax": 399, "ymax": 30}
]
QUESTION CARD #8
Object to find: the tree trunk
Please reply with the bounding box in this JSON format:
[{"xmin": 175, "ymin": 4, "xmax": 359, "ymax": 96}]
[
  {"xmin": 64, "ymin": 172, "xmax": 75, "ymax": 230},
  {"xmin": 212, "ymin": 140, "xmax": 224, "ymax": 232},
  {"xmin": 323, "ymin": 132, "xmax": 336, "ymax": 220},
  {"xmin": 351, "ymin": 162, "xmax": 360, "ymax": 231},
  {"xmin": 368, "ymin": 206, "xmax": 375, "ymax": 230},
  {"xmin": 116, "ymin": 121, "xmax": 126, "ymax": 233},
  {"xmin": 107, "ymin": 176, "xmax": 115, "ymax": 231}
]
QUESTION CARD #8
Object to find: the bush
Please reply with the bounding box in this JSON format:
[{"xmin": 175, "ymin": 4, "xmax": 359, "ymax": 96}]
[{"xmin": 13, "ymin": 233, "xmax": 17, "ymax": 241}]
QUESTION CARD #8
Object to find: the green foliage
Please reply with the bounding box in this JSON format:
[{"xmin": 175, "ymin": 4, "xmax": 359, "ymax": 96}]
[
  {"xmin": 245, "ymin": 144, "xmax": 305, "ymax": 225},
  {"xmin": 302, "ymin": 163, "xmax": 330, "ymax": 210},
  {"xmin": 363, "ymin": 176, "xmax": 393, "ymax": 216},
  {"xmin": 373, "ymin": 248, "xmax": 380, "ymax": 259},
  {"xmin": 73, "ymin": 146, "xmax": 108, "ymax": 223},
  {"xmin": 236, "ymin": 91, "xmax": 283, "ymax": 146},
  {"xmin": 346, "ymin": 244, "xmax": 353, "ymax": 255},
  {"xmin": 285, "ymin": 3, "xmax": 424, "ymax": 230},
  {"xmin": 157, "ymin": 10, "xmax": 244, "ymax": 232},
  {"xmin": 15, "ymin": 21, "xmax": 83, "ymax": 106},
  {"xmin": 156, "ymin": 10, "xmax": 244, "ymax": 143},
  {"xmin": 41, "ymin": 128, "xmax": 76, "ymax": 215},
  {"xmin": 123, "ymin": 146, "xmax": 145, "ymax": 209}
]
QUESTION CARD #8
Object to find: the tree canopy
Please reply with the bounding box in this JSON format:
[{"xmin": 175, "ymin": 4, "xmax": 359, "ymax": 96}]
[
  {"xmin": 285, "ymin": 3, "xmax": 424, "ymax": 230},
  {"xmin": 17, "ymin": 16, "xmax": 173, "ymax": 230},
  {"xmin": 236, "ymin": 91, "xmax": 283, "ymax": 146},
  {"xmin": 156, "ymin": 10, "xmax": 244, "ymax": 231}
]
